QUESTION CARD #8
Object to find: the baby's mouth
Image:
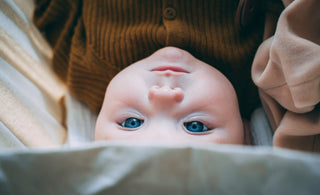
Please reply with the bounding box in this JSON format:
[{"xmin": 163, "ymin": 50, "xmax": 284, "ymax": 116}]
[{"xmin": 151, "ymin": 66, "xmax": 190, "ymax": 73}]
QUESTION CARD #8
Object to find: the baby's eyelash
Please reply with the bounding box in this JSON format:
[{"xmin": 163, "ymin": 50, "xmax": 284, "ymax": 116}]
[
  {"xmin": 183, "ymin": 120, "xmax": 213, "ymax": 135},
  {"xmin": 118, "ymin": 117, "xmax": 144, "ymax": 130}
]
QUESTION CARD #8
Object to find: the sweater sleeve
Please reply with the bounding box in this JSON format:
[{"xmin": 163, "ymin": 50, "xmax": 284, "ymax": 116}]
[
  {"xmin": 251, "ymin": 0, "xmax": 320, "ymax": 152},
  {"xmin": 33, "ymin": 0, "xmax": 82, "ymax": 81}
]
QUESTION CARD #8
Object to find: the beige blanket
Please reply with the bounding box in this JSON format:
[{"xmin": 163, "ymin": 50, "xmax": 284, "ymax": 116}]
[
  {"xmin": 0, "ymin": 0, "xmax": 66, "ymax": 148},
  {"xmin": 251, "ymin": 0, "xmax": 320, "ymax": 151}
]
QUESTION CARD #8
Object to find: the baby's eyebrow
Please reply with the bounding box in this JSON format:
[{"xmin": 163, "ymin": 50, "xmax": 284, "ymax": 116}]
[
  {"xmin": 173, "ymin": 104, "xmax": 216, "ymax": 120},
  {"xmin": 181, "ymin": 99, "xmax": 218, "ymax": 112},
  {"xmin": 116, "ymin": 98, "xmax": 150, "ymax": 116}
]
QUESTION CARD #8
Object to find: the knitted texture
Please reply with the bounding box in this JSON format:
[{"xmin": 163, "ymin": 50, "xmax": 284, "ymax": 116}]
[{"xmin": 34, "ymin": 0, "xmax": 265, "ymax": 118}]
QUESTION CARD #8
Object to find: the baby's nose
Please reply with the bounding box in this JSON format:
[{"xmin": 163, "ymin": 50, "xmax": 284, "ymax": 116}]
[{"xmin": 148, "ymin": 85, "xmax": 184, "ymax": 107}]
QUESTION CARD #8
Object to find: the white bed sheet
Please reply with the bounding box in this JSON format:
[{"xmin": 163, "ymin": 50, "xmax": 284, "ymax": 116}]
[{"xmin": 0, "ymin": 142, "xmax": 320, "ymax": 195}]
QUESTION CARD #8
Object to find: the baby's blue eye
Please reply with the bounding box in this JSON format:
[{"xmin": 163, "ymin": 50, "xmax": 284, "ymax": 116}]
[
  {"xmin": 121, "ymin": 117, "xmax": 143, "ymax": 129},
  {"xmin": 184, "ymin": 121, "xmax": 209, "ymax": 133}
]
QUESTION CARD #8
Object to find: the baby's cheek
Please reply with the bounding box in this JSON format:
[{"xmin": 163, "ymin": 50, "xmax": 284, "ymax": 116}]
[
  {"xmin": 226, "ymin": 129, "xmax": 244, "ymax": 145},
  {"xmin": 95, "ymin": 122, "xmax": 117, "ymax": 141},
  {"xmin": 95, "ymin": 129, "xmax": 118, "ymax": 141},
  {"xmin": 207, "ymin": 129, "xmax": 242, "ymax": 145},
  {"xmin": 94, "ymin": 129, "xmax": 106, "ymax": 140},
  {"xmin": 198, "ymin": 131, "xmax": 227, "ymax": 144},
  {"xmin": 211, "ymin": 135, "xmax": 228, "ymax": 144}
]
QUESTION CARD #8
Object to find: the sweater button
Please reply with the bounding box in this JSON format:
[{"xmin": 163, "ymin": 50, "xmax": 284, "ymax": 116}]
[
  {"xmin": 163, "ymin": 7, "xmax": 176, "ymax": 20},
  {"xmin": 235, "ymin": 0, "xmax": 261, "ymax": 30}
]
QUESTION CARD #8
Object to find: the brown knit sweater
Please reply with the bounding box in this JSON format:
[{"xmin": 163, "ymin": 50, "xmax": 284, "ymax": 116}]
[{"xmin": 33, "ymin": 0, "xmax": 267, "ymax": 118}]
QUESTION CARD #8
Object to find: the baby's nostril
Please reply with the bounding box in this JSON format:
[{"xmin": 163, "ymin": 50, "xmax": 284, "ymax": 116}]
[
  {"xmin": 148, "ymin": 86, "xmax": 184, "ymax": 103},
  {"xmin": 173, "ymin": 87, "xmax": 184, "ymax": 102}
]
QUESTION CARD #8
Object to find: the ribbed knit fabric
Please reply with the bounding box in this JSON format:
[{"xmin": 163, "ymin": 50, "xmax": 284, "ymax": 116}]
[{"xmin": 34, "ymin": 0, "xmax": 265, "ymax": 118}]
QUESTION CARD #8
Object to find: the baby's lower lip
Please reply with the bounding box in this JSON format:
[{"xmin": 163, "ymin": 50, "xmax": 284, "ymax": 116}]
[{"xmin": 151, "ymin": 66, "xmax": 190, "ymax": 73}]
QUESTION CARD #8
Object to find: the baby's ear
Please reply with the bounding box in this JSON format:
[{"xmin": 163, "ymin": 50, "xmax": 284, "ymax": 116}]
[{"xmin": 242, "ymin": 119, "xmax": 252, "ymax": 145}]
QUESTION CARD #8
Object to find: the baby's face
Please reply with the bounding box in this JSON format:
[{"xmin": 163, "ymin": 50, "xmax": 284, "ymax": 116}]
[{"xmin": 95, "ymin": 47, "xmax": 244, "ymax": 145}]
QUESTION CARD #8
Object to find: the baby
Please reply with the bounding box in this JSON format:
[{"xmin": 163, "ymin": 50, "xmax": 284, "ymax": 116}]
[{"xmin": 95, "ymin": 47, "xmax": 246, "ymax": 145}]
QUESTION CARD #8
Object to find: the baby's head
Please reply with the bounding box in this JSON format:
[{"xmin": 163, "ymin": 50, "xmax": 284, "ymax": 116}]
[{"xmin": 95, "ymin": 47, "xmax": 244, "ymax": 145}]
